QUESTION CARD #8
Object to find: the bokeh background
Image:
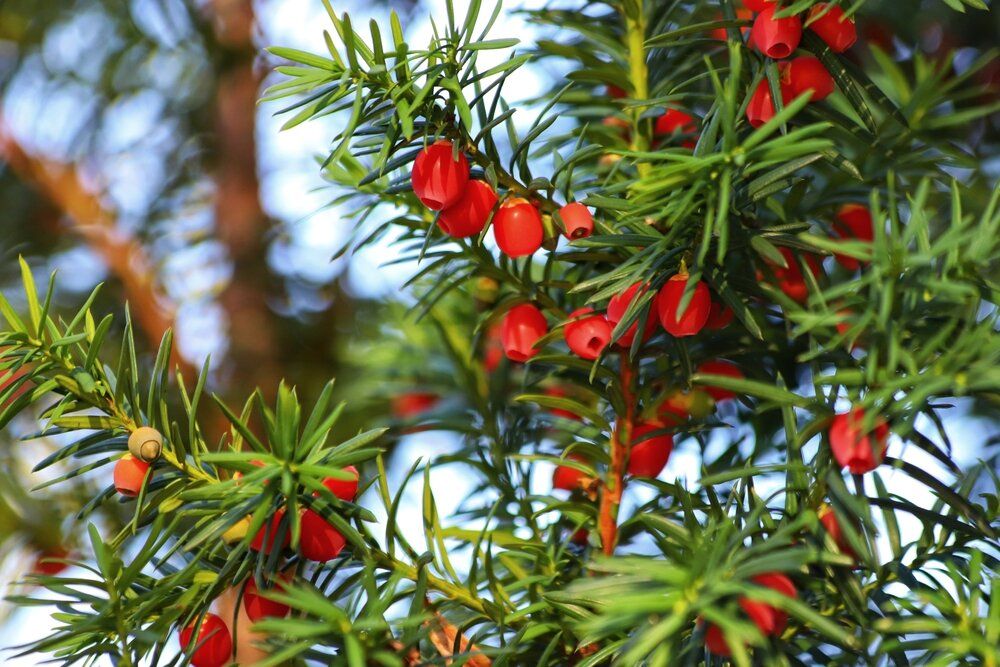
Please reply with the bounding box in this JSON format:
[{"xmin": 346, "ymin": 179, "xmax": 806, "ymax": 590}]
[{"xmin": 0, "ymin": 0, "xmax": 997, "ymax": 663}]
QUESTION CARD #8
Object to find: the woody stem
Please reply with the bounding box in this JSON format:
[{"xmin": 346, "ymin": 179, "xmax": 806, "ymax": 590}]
[{"xmin": 599, "ymin": 353, "xmax": 634, "ymax": 555}]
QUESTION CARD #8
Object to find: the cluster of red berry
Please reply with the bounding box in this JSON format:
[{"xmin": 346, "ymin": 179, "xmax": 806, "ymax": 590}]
[
  {"xmin": 739, "ymin": 1, "xmax": 857, "ymax": 126},
  {"xmin": 111, "ymin": 427, "xmax": 361, "ymax": 667},
  {"xmin": 411, "ymin": 140, "xmax": 595, "ymax": 258}
]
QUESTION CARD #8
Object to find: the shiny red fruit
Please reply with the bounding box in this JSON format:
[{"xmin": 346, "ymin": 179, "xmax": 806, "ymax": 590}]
[
  {"xmin": 761, "ymin": 247, "xmax": 821, "ymax": 303},
  {"xmin": 299, "ymin": 509, "xmax": 347, "ymax": 562},
  {"xmin": 807, "ymin": 3, "xmax": 857, "ymax": 53},
  {"xmin": 627, "ymin": 422, "xmax": 673, "ymax": 478},
  {"xmin": 710, "ymin": 9, "xmax": 753, "ymax": 41},
  {"xmin": 553, "ymin": 454, "xmax": 589, "ymax": 492},
  {"xmin": 437, "ymin": 180, "xmax": 497, "ymax": 238},
  {"xmin": 320, "ymin": 466, "xmax": 360, "ymax": 502},
  {"xmin": 705, "ymin": 298, "xmax": 734, "ymax": 330},
  {"xmin": 742, "ymin": 0, "xmax": 776, "ymax": 11},
  {"xmin": 250, "ymin": 509, "xmax": 290, "ymax": 554},
  {"xmin": 392, "ymin": 392, "xmax": 438, "ymax": 419},
  {"xmin": 501, "ymin": 303, "xmax": 548, "ymax": 362},
  {"xmin": 786, "ymin": 56, "xmax": 834, "ymax": 101},
  {"xmin": 656, "ymin": 274, "xmax": 711, "ymax": 337},
  {"xmin": 32, "ymin": 547, "xmax": 70, "ymax": 576},
  {"xmin": 739, "ymin": 573, "xmax": 797, "ymax": 636},
  {"xmin": 829, "ymin": 407, "xmax": 889, "ymax": 474},
  {"xmin": 606, "ymin": 282, "xmax": 656, "ymax": 348},
  {"xmin": 833, "ymin": 203, "xmax": 874, "ymax": 270},
  {"xmin": 606, "ymin": 84, "xmax": 628, "ymax": 99},
  {"xmin": 697, "ymin": 360, "xmax": 743, "ymax": 402},
  {"xmin": 750, "ymin": 7, "xmax": 803, "ymax": 60},
  {"xmin": 564, "ymin": 308, "xmax": 612, "ymax": 360},
  {"xmin": 493, "ymin": 197, "xmax": 544, "ymax": 257},
  {"xmin": 654, "ymin": 109, "xmax": 698, "ymax": 148},
  {"xmin": 483, "ymin": 323, "xmax": 504, "ymax": 372},
  {"xmin": 114, "ymin": 455, "xmax": 150, "ymax": 497},
  {"xmin": 411, "ymin": 140, "xmax": 469, "ymax": 211},
  {"xmin": 818, "ymin": 504, "xmax": 857, "ymax": 559},
  {"xmin": 179, "ymin": 613, "xmax": 233, "ymax": 667},
  {"xmin": 243, "ymin": 576, "xmax": 291, "ymax": 622},
  {"xmin": 559, "ymin": 202, "xmax": 594, "ymax": 240},
  {"xmin": 747, "ymin": 80, "xmax": 778, "ymax": 128},
  {"xmin": 704, "ymin": 622, "xmax": 731, "ymax": 656}
]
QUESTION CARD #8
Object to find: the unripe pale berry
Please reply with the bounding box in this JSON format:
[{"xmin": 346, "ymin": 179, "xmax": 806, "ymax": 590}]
[
  {"xmin": 411, "ymin": 140, "xmax": 469, "ymax": 210},
  {"xmin": 501, "ymin": 303, "xmax": 548, "ymax": 362},
  {"xmin": 493, "ymin": 197, "xmax": 544, "ymax": 257},
  {"xmin": 178, "ymin": 613, "xmax": 233, "ymax": 667},
  {"xmin": 127, "ymin": 426, "xmax": 163, "ymax": 463},
  {"xmin": 437, "ymin": 180, "xmax": 497, "ymax": 238},
  {"xmin": 656, "ymin": 274, "xmax": 711, "ymax": 337},
  {"xmin": 114, "ymin": 454, "xmax": 150, "ymax": 497},
  {"xmin": 829, "ymin": 407, "xmax": 889, "ymax": 474},
  {"xmin": 750, "ymin": 7, "xmax": 803, "ymax": 60},
  {"xmin": 807, "ymin": 3, "xmax": 858, "ymax": 53},
  {"xmin": 563, "ymin": 307, "xmax": 612, "ymax": 360}
]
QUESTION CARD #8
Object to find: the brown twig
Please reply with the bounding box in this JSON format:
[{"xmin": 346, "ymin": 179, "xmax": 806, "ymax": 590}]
[
  {"xmin": 0, "ymin": 125, "xmax": 190, "ymax": 375},
  {"xmin": 599, "ymin": 353, "xmax": 634, "ymax": 555}
]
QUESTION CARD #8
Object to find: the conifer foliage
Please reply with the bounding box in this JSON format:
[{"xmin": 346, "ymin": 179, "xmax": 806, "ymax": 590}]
[{"xmin": 2, "ymin": 0, "xmax": 1000, "ymax": 665}]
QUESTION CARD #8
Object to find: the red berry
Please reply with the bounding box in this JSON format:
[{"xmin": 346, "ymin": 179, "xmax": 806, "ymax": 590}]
[
  {"xmin": 710, "ymin": 8, "xmax": 753, "ymax": 41},
  {"xmin": 606, "ymin": 282, "xmax": 656, "ymax": 348},
  {"xmin": 760, "ymin": 247, "xmax": 821, "ymax": 303},
  {"xmin": 483, "ymin": 323, "xmax": 504, "ymax": 372},
  {"xmin": 656, "ymin": 274, "xmax": 711, "ymax": 337},
  {"xmin": 750, "ymin": 7, "xmax": 803, "ymax": 60},
  {"xmin": 705, "ymin": 298, "xmax": 734, "ymax": 330},
  {"xmin": 807, "ymin": 3, "xmax": 857, "ymax": 53},
  {"xmin": 627, "ymin": 422, "xmax": 673, "ymax": 478},
  {"xmin": 559, "ymin": 202, "xmax": 594, "ymax": 240},
  {"xmin": 553, "ymin": 454, "xmax": 589, "ymax": 492},
  {"xmin": 785, "ymin": 56, "xmax": 835, "ymax": 101},
  {"xmin": 493, "ymin": 197, "xmax": 544, "ymax": 257},
  {"xmin": 299, "ymin": 509, "xmax": 347, "ymax": 562},
  {"xmin": 704, "ymin": 622, "xmax": 731, "ymax": 656},
  {"xmin": 818, "ymin": 504, "xmax": 857, "ymax": 559},
  {"xmin": 570, "ymin": 528, "xmax": 590, "ymax": 546},
  {"xmin": 250, "ymin": 509, "xmax": 290, "ymax": 554},
  {"xmin": 742, "ymin": 0, "xmax": 776, "ymax": 11},
  {"xmin": 437, "ymin": 180, "xmax": 497, "ymax": 238},
  {"xmin": 243, "ymin": 576, "xmax": 291, "ymax": 622},
  {"xmin": 178, "ymin": 613, "xmax": 233, "ymax": 667},
  {"xmin": 501, "ymin": 303, "xmax": 548, "ymax": 363},
  {"xmin": 113, "ymin": 455, "xmax": 150, "ymax": 497},
  {"xmin": 833, "ymin": 203, "xmax": 874, "ymax": 270},
  {"xmin": 544, "ymin": 387, "xmax": 582, "ymax": 421},
  {"xmin": 32, "ymin": 547, "xmax": 70, "ymax": 576},
  {"xmin": 564, "ymin": 308, "xmax": 612, "ymax": 360},
  {"xmin": 320, "ymin": 466, "xmax": 360, "ymax": 502},
  {"xmin": 606, "ymin": 84, "xmax": 628, "ymax": 99},
  {"xmin": 829, "ymin": 407, "xmax": 889, "ymax": 474},
  {"xmin": 411, "ymin": 140, "xmax": 469, "ymax": 211},
  {"xmin": 747, "ymin": 80, "xmax": 778, "ymax": 128},
  {"xmin": 739, "ymin": 573, "xmax": 797, "ymax": 637},
  {"xmin": 392, "ymin": 392, "xmax": 439, "ymax": 419},
  {"xmin": 654, "ymin": 109, "xmax": 698, "ymax": 148},
  {"xmin": 697, "ymin": 360, "xmax": 744, "ymax": 402},
  {"xmin": 657, "ymin": 388, "xmax": 715, "ymax": 425}
]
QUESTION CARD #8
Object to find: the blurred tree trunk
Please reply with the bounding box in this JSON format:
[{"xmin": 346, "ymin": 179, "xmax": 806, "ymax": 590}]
[{"xmin": 211, "ymin": 0, "xmax": 282, "ymax": 403}]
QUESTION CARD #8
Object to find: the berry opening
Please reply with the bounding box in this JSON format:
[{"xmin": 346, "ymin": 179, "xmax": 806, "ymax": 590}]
[{"xmin": 770, "ymin": 44, "xmax": 792, "ymax": 58}]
